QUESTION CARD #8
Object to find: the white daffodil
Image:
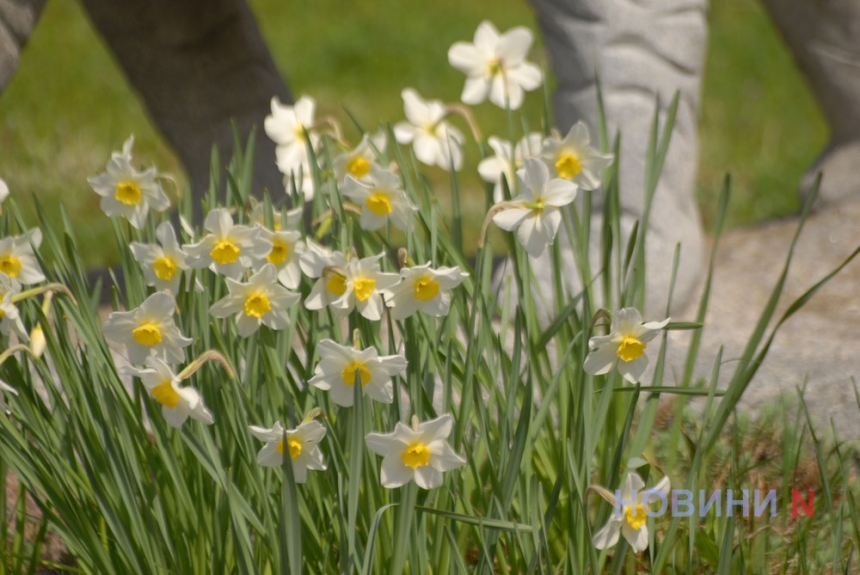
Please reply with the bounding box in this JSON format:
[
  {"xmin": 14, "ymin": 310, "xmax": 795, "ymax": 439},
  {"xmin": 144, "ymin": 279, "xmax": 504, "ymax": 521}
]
[
  {"xmin": 184, "ymin": 208, "xmax": 271, "ymax": 279},
  {"xmin": 448, "ymin": 21, "xmax": 542, "ymax": 110},
  {"xmin": 541, "ymin": 121, "xmax": 614, "ymax": 189},
  {"xmin": 209, "ymin": 264, "xmax": 300, "ymax": 337},
  {"xmin": 249, "ymin": 419, "xmax": 327, "ymax": 482},
  {"xmin": 249, "ymin": 202, "xmax": 303, "ymax": 232},
  {"xmin": 308, "ymin": 339, "xmax": 407, "ymax": 407},
  {"xmin": 0, "ymin": 229, "xmax": 45, "ymax": 285},
  {"xmin": 0, "ymin": 177, "xmax": 9, "ymax": 205},
  {"xmin": 341, "ymin": 169, "xmax": 416, "ymax": 232},
  {"xmin": 130, "ymin": 222, "xmax": 192, "ymax": 295},
  {"xmin": 124, "ymin": 357, "xmax": 214, "ymax": 428},
  {"xmin": 333, "ymin": 131, "xmax": 387, "ymax": 184},
  {"xmin": 385, "ymin": 263, "xmax": 468, "ymax": 320},
  {"xmin": 591, "ymin": 472, "xmax": 671, "ymax": 553},
  {"xmin": 478, "ymin": 133, "xmax": 543, "ymax": 202},
  {"xmin": 102, "ymin": 292, "xmax": 192, "ymax": 365},
  {"xmin": 253, "ymin": 227, "xmax": 305, "ymax": 289},
  {"xmin": 0, "ymin": 282, "xmax": 27, "ymax": 342},
  {"xmin": 583, "ymin": 308, "xmax": 669, "ymax": 384},
  {"xmin": 394, "ymin": 89, "xmax": 464, "ymax": 171},
  {"xmin": 87, "ymin": 138, "xmax": 170, "ymax": 229},
  {"xmin": 330, "ymin": 253, "xmax": 400, "ymax": 321},
  {"xmin": 365, "ymin": 414, "xmax": 466, "ymax": 489},
  {"xmin": 301, "ymin": 242, "xmax": 350, "ymax": 312},
  {"xmin": 491, "ymin": 158, "xmax": 578, "ymax": 257},
  {"xmin": 265, "ymin": 96, "xmax": 319, "ymax": 201}
]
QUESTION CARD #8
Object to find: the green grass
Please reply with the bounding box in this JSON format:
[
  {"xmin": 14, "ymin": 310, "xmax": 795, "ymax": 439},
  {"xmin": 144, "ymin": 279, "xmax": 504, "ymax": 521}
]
[{"xmin": 0, "ymin": 0, "xmax": 827, "ymax": 266}]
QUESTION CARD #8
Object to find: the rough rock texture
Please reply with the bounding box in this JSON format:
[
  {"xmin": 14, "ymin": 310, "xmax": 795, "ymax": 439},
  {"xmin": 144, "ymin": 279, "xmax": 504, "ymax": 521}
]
[
  {"xmin": 662, "ymin": 198, "xmax": 860, "ymax": 441},
  {"xmin": 530, "ymin": 0, "xmax": 708, "ymax": 314}
]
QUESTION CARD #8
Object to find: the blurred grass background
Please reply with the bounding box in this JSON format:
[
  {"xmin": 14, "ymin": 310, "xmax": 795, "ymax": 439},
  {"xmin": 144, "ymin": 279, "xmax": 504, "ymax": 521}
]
[{"xmin": 0, "ymin": 0, "xmax": 827, "ymax": 267}]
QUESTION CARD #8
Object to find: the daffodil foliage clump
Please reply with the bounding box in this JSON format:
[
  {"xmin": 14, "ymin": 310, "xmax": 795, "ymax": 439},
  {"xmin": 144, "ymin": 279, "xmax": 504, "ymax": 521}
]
[{"xmin": 1, "ymin": 20, "xmax": 857, "ymax": 575}]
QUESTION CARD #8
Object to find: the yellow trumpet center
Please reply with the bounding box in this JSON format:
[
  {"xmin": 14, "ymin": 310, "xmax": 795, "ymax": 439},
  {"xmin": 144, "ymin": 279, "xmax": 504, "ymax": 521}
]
[
  {"xmin": 210, "ymin": 239, "xmax": 240, "ymax": 265},
  {"xmin": 616, "ymin": 336, "xmax": 645, "ymax": 363},
  {"xmin": 401, "ymin": 442, "xmax": 431, "ymax": 469},
  {"xmin": 413, "ymin": 275, "xmax": 440, "ymax": 301},
  {"xmin": 0, "ymin": 254, "xmax": 22, "ymax": 278},
  {"xmin": 114, "ymin": 181, "xmax": 143, "ymax": 206},
  {"xmin": 267, "ymin": 240, "xmax": 289, "ymax": 265},
  {"xmin": 366, "ymin": 191, "xmax": 393, "ymax": 216},
  {"xmin": 341, "ymin": 360, "xmax": 372, "ymax": 386},
  {"xmin": 276, "ymin": 438, "xmax": 303, "ymax": 461},
  {"xmin": 624, "ymin": 503, "xmax": 647, "ymax": 531},
  {"xmin": 347, "ymin": 156, "xmax": 371, "ymax": 179},
  {"xmin": 152, "ymin": 256, "xmax": 177, "ymax": 281},
  {"xmin": 487, "ymin": 58, "xmax": 503, "ymax": 76},
  {"xmin": 244, "ymin": 292, "xmax": 271, "ymax": 318},
  {"xmin": 151, "ymin": 379, "xmax": 179, "ymax": 408},
  {"xmin": 352, "ymin": 277, "xmax": 376, "ymax": 302},
  {"xmin": 132, "ymin": 322, "xmax": 162, "ymax": 347},
  {"xmin": 326, "ymin": 273, "xmax": 347, "ymax": 296},
  {"xmin": 555, "ymin": 152, "xmax": 582, "ymax": 180}
]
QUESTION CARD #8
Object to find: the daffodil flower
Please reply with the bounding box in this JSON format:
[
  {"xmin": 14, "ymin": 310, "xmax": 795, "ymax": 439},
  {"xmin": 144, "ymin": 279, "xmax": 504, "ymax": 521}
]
[
  {"xmin": 209, "ymin": 264, "xmax": 300, "ymax": 337},
  {"xmin": 264, "ymin": 96, "xmax": 319, "ymax": 201},
  {"xmin": 249, "ymin": 419, "xmax": 327, "ymax": 482},
  {"xmin": 87, "ymin": 137, "xmax": 170, "ymax": 229},
  {"xmin": 0, "ymin": 229, "xmax": 46, "ymax": 285},
  {"xmin": 583, "ymin": 308, "xmax": 669, "ymax": 383},
  {"xmin": 308, "ymin": 339, "xmax": 407, "ymax": 407},
  {"xmin": 0, "ymin": 289, "xmax": 27, "ymax": 342},
  {"xmin": 385, "ymin": 263, "xmax": 468, "ymax": 320},
  {"xmin": 394, "ymin": 88, "xmax": 464, "ymax": 171},
  {"xmin": 590, "ymin": 472, "xmax": 671, "ymax": 553},
  {"xmin": 124, "ymin": 357, "xmax": 214, "ymax": 428},
  {"xmin": 130, "ymin": 222, "xmax": 192, "ymax": 295},
  {"xmin": 448, "ymin": 21, "xmax": 542, "ymax": 110},
  {"xmin": 541, "ymin": 121, "xmax": 614, "ymax": 189},
  {"xmin": 478, "ymin": 133, "xmax": 543, "ymax": 202},
  {"xmin": 333, "ymin": 131, "xmax": 387, "ymax": 184},
  {"xmin": 301, "ymin": 242, "xmax": 350, "ymax": 312},
  {"xmin": 330, "ymin": 253, "xmax": 400, "ymax": 321},
  {"xmin": 491, "ymin": 158, "xmax": 578, "ymax": 257},
  {"xmin": 184, "ymin": 208, "xmax": 271, "ymax": 280},
  {"xmin": 102, "ymin": 292, "xmax": 192, "ymax": 365},
  {"xmin": 253, "ymin": 227, "xmax": 305, "ymax": 289},
  {"xmin": 365, "ymin": 414, "xmax": 466, "ymax": 489},
  {"xmin": 341, "ymin": 169, "xmax": 416, "ymax": 232}
]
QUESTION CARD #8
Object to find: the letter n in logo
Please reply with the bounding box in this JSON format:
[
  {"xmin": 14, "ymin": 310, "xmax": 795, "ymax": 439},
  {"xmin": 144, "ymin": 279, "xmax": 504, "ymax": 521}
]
[{"xmin": 791, "ymin": 489, "xmax": 814, "ymax": 517}]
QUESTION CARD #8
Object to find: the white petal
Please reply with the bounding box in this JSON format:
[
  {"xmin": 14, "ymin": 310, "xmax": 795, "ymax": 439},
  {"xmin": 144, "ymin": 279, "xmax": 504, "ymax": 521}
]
[
  {"xmin": 496, "ymin": 27, "xmax": 533, "ymax": 63},
  {"xmin": 617, "ymin": 355, "xmax": 648, "ymax": 384},
  {"xmin": 379, "ymin": 456, "xmax": 414, "ymax": 489},
  {"xmin": 448, "ymin": 43, "xmax": 487, "ymax": 75},
  {"xmin": 414, "ymin": 465, "xmax": 444, "ymax": 489},
  {"xmin": 583, "ymin": 344, "xmax": 617, "ymax": 376},
  {"xmin": 517, "ymin": 215, "xmax": 548, "ymax": 258},
  {"xmin": 492, "ymin": 207, "xmax": 529, "ymax": 231},
  {"xmin": 622, "ymin": 522, "xmax": 649, "ymax": 553},
  {"xmin": 508, "ymin": 62, "xmax": 543, "ymax": 91},
  {"xmin": 402, "ymin": 88, "xmax": 429, "ymax": 126},
  {"xmin": 461, "ymin": 77, "xmax": 489, "ymax": 106},
  {"xmin": 592, "ymin": 518, "xmax": 622, "ymax": 550}
]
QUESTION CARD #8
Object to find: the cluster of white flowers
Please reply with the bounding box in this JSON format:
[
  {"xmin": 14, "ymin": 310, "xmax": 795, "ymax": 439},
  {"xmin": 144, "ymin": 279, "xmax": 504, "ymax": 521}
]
[
  {"xmin": 87, "ymin": 134, "xmax": 469, "ymax": 488},
  {"xmin": 0, "ymin": 222, "xmax": 62, "ymax": 408},
  {"xmin": 78, "ymin": 19, "xmax": 680, "ymax": 517}
]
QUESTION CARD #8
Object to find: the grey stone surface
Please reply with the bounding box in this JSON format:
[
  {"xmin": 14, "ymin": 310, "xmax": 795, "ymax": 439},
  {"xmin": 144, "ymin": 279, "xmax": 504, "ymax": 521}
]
[
  {"xmin": 530, "ymin": 0, "xmax": 708, "ymax": 314},
  {"xmin": 662, "ymin": 198, "xmax": 860, "ymax": 441}
]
